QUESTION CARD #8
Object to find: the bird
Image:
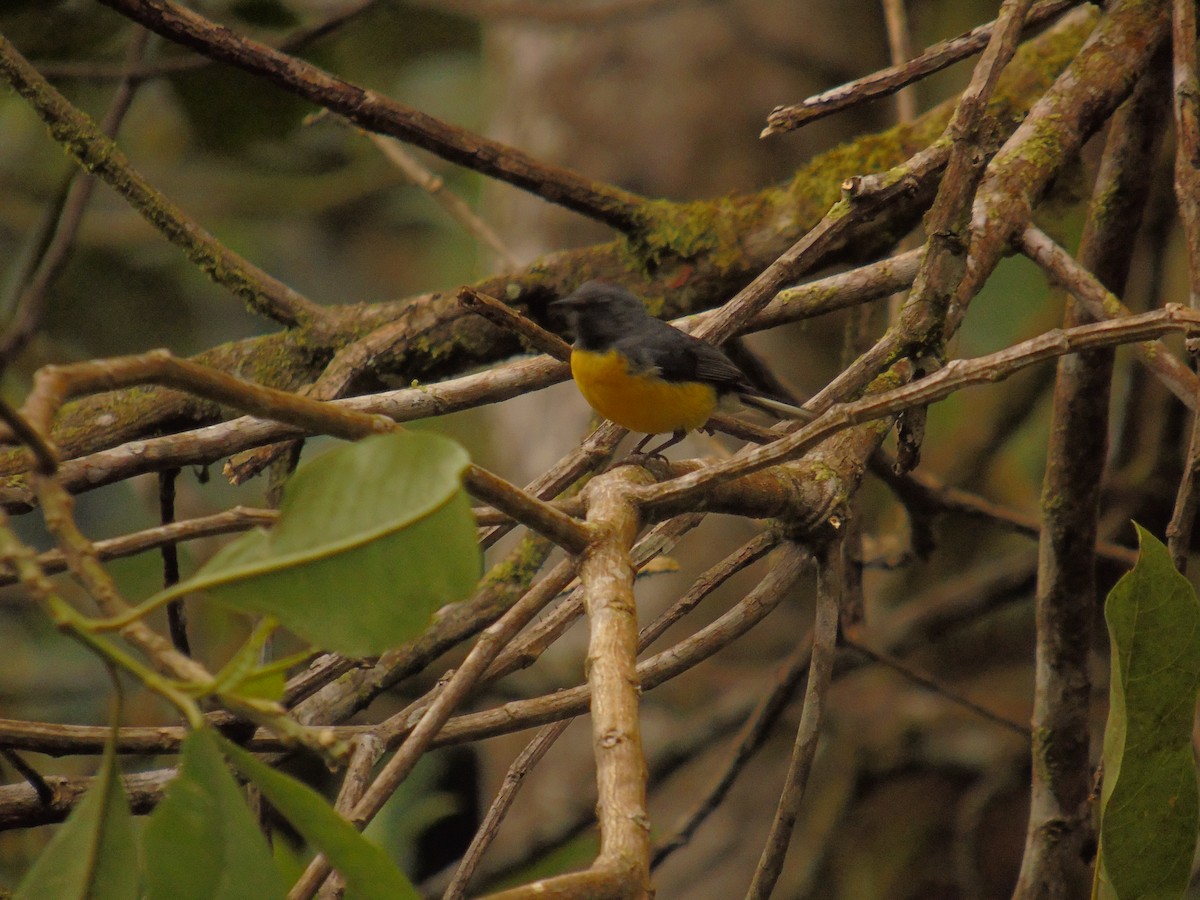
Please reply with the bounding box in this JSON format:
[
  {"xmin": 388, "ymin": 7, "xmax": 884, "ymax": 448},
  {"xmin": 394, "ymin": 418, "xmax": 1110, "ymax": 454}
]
[{"xmin": 550, "ymin": 281, "xmax": 809, "ymax": 456}]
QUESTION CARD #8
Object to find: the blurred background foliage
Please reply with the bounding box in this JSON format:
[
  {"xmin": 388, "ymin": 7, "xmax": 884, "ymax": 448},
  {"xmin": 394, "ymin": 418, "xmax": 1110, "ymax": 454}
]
[{"xmin": 0, "ymin": 1, "xmax": 1190, "ymax": 897}]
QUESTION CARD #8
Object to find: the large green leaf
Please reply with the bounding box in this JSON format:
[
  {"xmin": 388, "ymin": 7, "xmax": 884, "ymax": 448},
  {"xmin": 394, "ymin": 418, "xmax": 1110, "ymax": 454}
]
[
  {"xmin": 151, "ymin": 432, "xmax": 481, "ymax": 656},
  {"xmin": 142, "ymin": 729, "xmax": 287, "ymax": 900},
  {"xmin": 1098, "ymin": 525, "xmax": 1200, "ymax": 900},
  {"xmin": 15, "ymin": 731, "xmax": 139, "ymax": 900},
  {"xmin": 215, "ymin": 735, "xmax": 419, "ymax": 900}
]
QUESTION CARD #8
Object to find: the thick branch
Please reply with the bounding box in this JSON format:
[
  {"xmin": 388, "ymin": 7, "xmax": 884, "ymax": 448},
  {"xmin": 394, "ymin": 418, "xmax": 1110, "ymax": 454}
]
[
  {"xmin": 957, "ymin": 0, "xmax": 1171, "ymax": 308},
  {"xmin": 0, "ymin": 9, "xmax": 1095, "ymax": 479},
  {"xmin": 1013, "ymin": 53, "xmax": 1167, "ymax": 898}
]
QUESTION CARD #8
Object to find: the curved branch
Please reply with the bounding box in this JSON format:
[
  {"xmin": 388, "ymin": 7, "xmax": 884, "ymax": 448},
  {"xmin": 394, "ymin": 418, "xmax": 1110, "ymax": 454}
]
[{"xmin": 95, "ymin": 0, "xmax": 648, "ymax": 233}]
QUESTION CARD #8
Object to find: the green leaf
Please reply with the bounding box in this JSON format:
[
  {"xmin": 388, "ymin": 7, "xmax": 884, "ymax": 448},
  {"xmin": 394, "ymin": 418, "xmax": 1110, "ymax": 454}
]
[
  {"xmin": 153, "ymin": 432, "xmax": 481, "ymax": 656},
  {"xmin": 15, "ymin": 730, "xmax": 139, "ymax": 900},
  {"xmin": 1098, "ymin": 525, "xmax": 1200, "ymax": 900},
  {"xmin": 215, "ymin": 734, "xmax": 419, "ymax": 900},
  {"xmin": 205, "ymin": 618, "xmax": 285, "ymax": 702},
  {"xmin": 142, "ymin": 730, "xmax": 287, "ymax": 900}
]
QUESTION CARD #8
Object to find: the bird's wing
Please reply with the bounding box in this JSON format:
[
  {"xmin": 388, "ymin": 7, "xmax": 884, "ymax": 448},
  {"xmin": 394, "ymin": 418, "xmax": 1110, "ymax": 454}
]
[
  {"xmin": 616, "ymin": 320, "xmax": 752, "ymax": 392},
  {"xmin": 689, "ymin": 343, "xmax": 755, "ymax": 391}
]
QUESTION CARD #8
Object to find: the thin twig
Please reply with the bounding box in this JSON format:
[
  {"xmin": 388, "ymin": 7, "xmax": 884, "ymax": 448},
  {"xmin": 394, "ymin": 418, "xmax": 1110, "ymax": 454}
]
[
  {"xmin": 0, "ymin": 396, "xmax": 56, "ymax": 474},
  {"xmin": 96, "ymin": 0, "xmax": 648, "ymax": 233},
  {"xmin": 0, "ymin": 506, "xmax": 277, "ymax": 588},
  {"xmin": 458, "ymin": 287, "xmax": 573, "ymax": 359},
  {"xmin": 158, "ymin": 468, "xmax": 189, "ymax": 656},
  {"xmin": 636, "ymin": 307, "xmax": 1200, "ymax": 517},
  {"xmin": 0, "ymin": 748, "xmax": 54, "ymax": 806},
  {"xmin": 443, "ymin": 719, "xmax": 569, "ymax": 900},
  {"xmin": 747, "ymin": 537, "xmax": 842, "ymax": 898},
  {"xmin": 318, "ymin": 735, "xmax": 386, "ymax": 900},
  {"xmin": 844, "ymin": 639, "xmax": 1030, "ymax": 737},
  {"xmin": 880, "ymin": 0, "xmax": 918, "ymax": 123},
  {"xmin": 873, "ymin": 458, "xmax": 1138, "ymax": 567},
  {"xmin": 368, "ymin": 135, "xmax": 521, "ymax": 269},
  {"xmin": 763, "ymin": 0, "xmax": 1078, "ymax": 133},
  {"xmin": 288, "ymin": 557, "xmax": 580, "ymax": 898},
  {"xmin": 1019, "ymin": 225, "xmax": 1199, "ymax": 410},
  {"xmin": 652, "ymin": 630, "xmax": 813, "ymax": 869}
]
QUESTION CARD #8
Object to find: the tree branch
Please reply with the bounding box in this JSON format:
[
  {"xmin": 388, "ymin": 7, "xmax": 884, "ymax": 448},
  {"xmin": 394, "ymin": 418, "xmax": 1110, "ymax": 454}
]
[
  {"xmin": 0, "ymin": 32, "xmax": 327, "ymax": 329},
  {"xmin": 95, "ymin": 0, "xmax": 648, "ymax": 233}
]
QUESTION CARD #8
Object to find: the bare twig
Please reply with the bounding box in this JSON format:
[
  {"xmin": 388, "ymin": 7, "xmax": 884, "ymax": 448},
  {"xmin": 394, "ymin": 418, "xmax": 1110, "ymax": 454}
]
[
  {"xmin": 693, "ymin": 165, "xmax": 944, "ymax": 349},
  {"xmin": 955, "ymin": 0, "xmax": 1171, "ymax": 314},
  {"xmin": 0, "ymin": 749, "xmax": 53, "ymax": 807},
  {"xmin": 873, "ymin": 460, "xmax": 1138, "ymax": 568},
  {"xmin": 318, "ymin": 735, "xmax": 387, "ymax": 900},
  {"xmin": 18, "ymin": 350, "xmax": 392, "ymax": 443},
  {"xmin": 95, "ymin": 0, "xmax": 647, "ymax": 233},
  {"xmin": 368, "ymin": 135, "xmax": 521, "ymax": 269},
  {"xmin": 442, "ymin": 720, "xmax": 570, "ymax": 900},
  {"xmin": 0, "ymin": 396, "xmax": 56, "ymax": 475},
  {"xmin": 843, "ymin": 639, "xmax": 1030, "ymax": 737},
  {"xmin": 458, "ymin": 287, "xmax": 573, "ymax": 359},
  {"xmin": 1019, "ymin": 225, "xmax": 1198, "ymax": 410},
  {"xmin": 289, "ymin": 556, "xmax": 579, "ymax": 898},
  {"xmin": 747, "ymin": 537, "xmax": 842, "ymax": 898},
  {"xmin": 463, "ymin": 466, "xmax": 590, "ymax": 553},
  {"xmin": 158, "ymin": 468, "xmax": 189, "ymax": 656},
  {"xmin": 475, "ymin": 516, "xmax": 704, "ymax": 689},
  {"xmin": 0, "ymin": 507, "xmax": 277, "ymax": 588},
  {"xmin": 637, "ymin": 307, "xmax": 1200, "ymax": 517},
  {"xmin": 880, "ymin": 0, "xmax": 917, "ymax": 123},
  {"xmin": 763, "ymin": 0, "xmax": 1078, "ymax": 133},
  {"xmin": 652, "ymin": 630, "xmax": 814, "ymax": 869}
]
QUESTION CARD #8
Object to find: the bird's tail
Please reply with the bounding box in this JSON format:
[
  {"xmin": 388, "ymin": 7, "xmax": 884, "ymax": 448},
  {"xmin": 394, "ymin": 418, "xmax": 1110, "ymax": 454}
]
[{"xmin": 737, "ymin": 392, "xmax": 815, "ymax": 423}]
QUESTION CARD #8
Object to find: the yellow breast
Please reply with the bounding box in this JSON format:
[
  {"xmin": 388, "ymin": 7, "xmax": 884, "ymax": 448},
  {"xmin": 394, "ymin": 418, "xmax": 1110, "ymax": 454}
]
[{"xmin": 569, "ymin": 349, "xmax": 718, "ymax": 435}]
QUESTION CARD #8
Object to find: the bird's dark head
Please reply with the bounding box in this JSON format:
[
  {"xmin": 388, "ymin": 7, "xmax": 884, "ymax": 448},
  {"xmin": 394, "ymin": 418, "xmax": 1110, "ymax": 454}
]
[{"xmin": 550, "ymin": 282, "xmax": 651, "ymax": 350}]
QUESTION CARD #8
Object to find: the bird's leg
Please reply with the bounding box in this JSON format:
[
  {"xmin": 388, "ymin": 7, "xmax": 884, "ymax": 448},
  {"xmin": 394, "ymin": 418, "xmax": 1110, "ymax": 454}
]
[
  {"xmin": 632, "ymin": 433, "xmax": 657, "ymax": 454},
  {"xmin": 634, "ymin": 429, "xmax": 687, "ymax": 458}
]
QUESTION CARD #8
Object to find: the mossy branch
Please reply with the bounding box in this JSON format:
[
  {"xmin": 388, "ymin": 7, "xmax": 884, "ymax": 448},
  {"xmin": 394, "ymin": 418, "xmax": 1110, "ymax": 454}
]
[{"xmin": 0, "ymin": 8, "xmax": 1097, "ymax": 487}]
